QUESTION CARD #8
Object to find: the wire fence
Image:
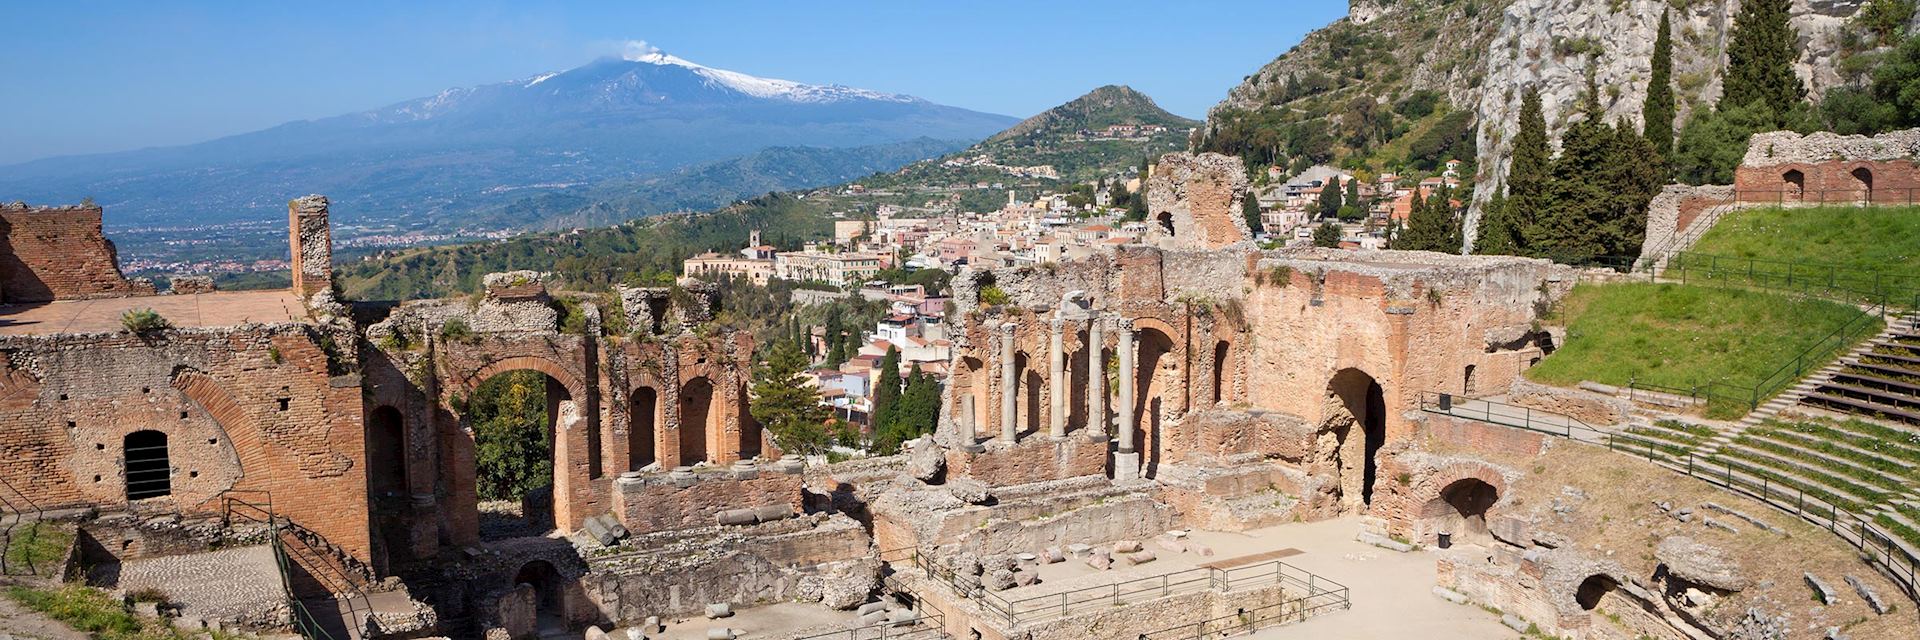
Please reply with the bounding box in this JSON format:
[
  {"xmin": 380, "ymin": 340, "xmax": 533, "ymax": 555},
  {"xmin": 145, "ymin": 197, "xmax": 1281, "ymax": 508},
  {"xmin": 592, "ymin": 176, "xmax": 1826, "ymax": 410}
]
[
  {"xmin": 0, "ymin": 474, "xmax": 49, "ymax": 576},
  {"xmin": 1419, "ymin": 393, "xmax": 1918, "ymax": 600},
  {"xmin": 901, "ymin": 549, "xmax": 1348, "ymax": 629}
]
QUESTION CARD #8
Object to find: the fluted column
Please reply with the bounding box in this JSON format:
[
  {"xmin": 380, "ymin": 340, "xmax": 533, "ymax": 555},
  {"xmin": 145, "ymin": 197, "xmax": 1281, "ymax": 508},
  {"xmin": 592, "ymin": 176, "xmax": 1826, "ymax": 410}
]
[
  {"xmin": 1086, "ymin": 316, "xmax": 1106, "ymax": 441},
  {"xmin": 999, "ymin": 322, "xmax": 1018, "ymax": 443},
  {"xmin": 1115, "ymin": 320, "xmax": 1137, "ymax": 454},
  {"xmin": 1048, "ymin": 317, "xmax": 1067, "ymax": 439}
]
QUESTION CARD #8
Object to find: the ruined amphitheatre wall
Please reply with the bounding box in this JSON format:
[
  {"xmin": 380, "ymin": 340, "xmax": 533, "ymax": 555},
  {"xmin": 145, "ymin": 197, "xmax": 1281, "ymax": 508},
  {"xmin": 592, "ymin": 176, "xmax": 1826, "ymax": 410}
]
[
  {"xmin": 0, "ymin": 324, "xmax": 371, "ymax": 560},
  {"xmin": 0, "ymin": 202, "xmax": 155, "ymax": 303}
]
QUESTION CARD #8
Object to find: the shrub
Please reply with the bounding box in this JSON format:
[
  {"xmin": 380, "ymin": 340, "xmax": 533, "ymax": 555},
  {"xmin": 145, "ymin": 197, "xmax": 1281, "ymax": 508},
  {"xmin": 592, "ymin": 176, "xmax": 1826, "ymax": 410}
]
[
  {"xmin": 120, "ymin": 308, "xmax": 170, "ymax": 334},
  {"xmin": 439, "ymin": 319, "xmax": 476, "ymax": 344},
  {"xmin": 978, "ymin": 285, "xmax": 1011, "ymax": 307}
]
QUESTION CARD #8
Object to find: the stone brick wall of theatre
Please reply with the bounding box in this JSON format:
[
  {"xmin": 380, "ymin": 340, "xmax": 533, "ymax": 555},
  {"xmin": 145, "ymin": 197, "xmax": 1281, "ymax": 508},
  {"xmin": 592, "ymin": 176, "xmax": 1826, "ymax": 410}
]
[
  {"xmin": 945, "ymin": 434, "xmax": 1107, "ymax": 487},
  {"xmin": 0, "ymin": 325, "xmax": 370, "ymax": 560},
  {"xmin": 1239, "ymin": 252, "xmax": 1559, "ymax": 440},
  {"xmin": 0, "ymin": 204, "xmax": 155, "ymax": 303},
  {"xmin": 612, "ymin": 466, "xmax": 804, "ymax": 535}
]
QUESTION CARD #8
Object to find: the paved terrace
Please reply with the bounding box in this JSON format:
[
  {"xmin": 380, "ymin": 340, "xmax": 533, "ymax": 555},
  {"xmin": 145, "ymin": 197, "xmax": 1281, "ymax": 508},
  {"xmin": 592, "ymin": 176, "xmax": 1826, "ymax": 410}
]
[{"xmin": 0, "ymin": 290, "xmax": 307, "ymax": 335}]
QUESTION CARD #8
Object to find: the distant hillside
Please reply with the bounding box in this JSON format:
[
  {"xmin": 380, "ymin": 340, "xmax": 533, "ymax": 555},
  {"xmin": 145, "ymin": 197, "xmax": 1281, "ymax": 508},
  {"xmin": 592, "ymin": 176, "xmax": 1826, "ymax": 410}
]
[
  {"xmin": 869, "ymin": 85, "xmax": 1198, "ymax": 187},
  {"xmin": 988, "ymin": 85, "xmax": 1198, "ymax": 143},
  {"xmin": 0, "ymin": 51, "xmax": 1013, "ymax": 262}
]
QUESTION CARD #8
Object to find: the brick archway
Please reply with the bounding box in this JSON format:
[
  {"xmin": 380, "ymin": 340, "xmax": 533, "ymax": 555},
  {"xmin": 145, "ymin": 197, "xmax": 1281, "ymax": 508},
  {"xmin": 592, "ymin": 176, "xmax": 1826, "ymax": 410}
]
[
  {"xmin": 458, "ymin": 355, "xmax": 585, "ymax": 403},
  {"xmin": 1401, "ymin": 462, "xmax": 1508, "ymax": 545},
  {"xmin": 170, "ymin": 369, "xmax": 258, "ymax": 496}
]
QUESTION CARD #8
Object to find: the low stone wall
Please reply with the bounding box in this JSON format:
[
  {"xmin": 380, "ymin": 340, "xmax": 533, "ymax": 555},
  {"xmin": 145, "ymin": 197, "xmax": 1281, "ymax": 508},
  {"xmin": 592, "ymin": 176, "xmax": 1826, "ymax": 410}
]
[
  {"xmin": 586, "ymin": 513, "xmax": 875, "ymax": 621},
  {"xmin": 945, "ymin": 435, "xmax": 1106, "ymax": 488},
  {"xmin": 1506, "ymin": 379, "xmax": 1631, "ymax": 427},
  {"xmin": 613, "ymin": 461, "xmax": 805, "ymax": 535},
  {"xmin": 1638, "ymin": 184, "xmax": 1736, "ymax": 265},
  {"xmin": 1176, "ymin": 409, "xmax": 1314, "ymax": 464},
  {"xmin": 1019, "ymin": 581, "xmax": 1301, "ymax": 640}
]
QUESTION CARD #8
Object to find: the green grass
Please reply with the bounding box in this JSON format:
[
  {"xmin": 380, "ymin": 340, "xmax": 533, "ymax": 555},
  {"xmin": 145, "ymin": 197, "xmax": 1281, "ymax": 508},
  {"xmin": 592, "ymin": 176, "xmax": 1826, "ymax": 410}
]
[
  {"xmin": 1528, "ymin": 283, "xmax": 1877, "ymax": 417},
  {"xmin": 4, "ymin": 584, "xmax": 188, "ymax": 640},
  {"xmin": 1689, "ymin": 206, "xmax": 1920, "ymax": 274},
  {"xmin": 4, "ymin": 521, "xmax": 72, "ymax": 574}
]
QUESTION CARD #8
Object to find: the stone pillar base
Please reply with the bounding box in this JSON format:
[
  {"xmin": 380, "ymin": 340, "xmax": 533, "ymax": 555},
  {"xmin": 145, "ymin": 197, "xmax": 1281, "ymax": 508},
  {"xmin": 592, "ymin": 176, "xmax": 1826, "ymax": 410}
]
[
  {"xmin": 961, "ymin": 442, "xmax": 987, "ymax": 454},
  {"xmin": 1113, "ymin": 452, "xmax": 1141, "ymax": 483},
  {"xmin": 1084, "ymin": 433, "xmax": 1110, "ymax": 443}
]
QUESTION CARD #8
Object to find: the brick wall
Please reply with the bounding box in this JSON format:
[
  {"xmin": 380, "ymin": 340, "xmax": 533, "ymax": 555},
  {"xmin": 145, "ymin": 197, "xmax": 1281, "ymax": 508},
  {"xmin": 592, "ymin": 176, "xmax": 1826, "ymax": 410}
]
[
  {"xmin": 0, "ymin": 325, "xmax": 369, "ymax": 562},
  {"xmin": 611, "ymin": 464, "xmax": 804, "ymax": 535},
  {"xmin": 0, "ymin": 203, "xmax": 154, "ymax": 303},
  {"xmin": 945, "ymin": 435, "xmax": 1106, "ymax": 487},
  {"xmin": 1734, "ymin": 160, "xmax": 1920, "ymax": 203},
  {"xmin": 288, "ymin": 196, "xmax": 332, "ymax": 298}
]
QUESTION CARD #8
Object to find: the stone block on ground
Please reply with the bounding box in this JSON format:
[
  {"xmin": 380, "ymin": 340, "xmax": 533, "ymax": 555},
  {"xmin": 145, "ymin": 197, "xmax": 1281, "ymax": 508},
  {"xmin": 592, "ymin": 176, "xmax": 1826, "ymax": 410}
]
[
  {"xmin": 907, "ymin": 436, "xmax": 945, "ymax": 483},
  {"xmin": 1113, "ymin": 540, "xmax": 1142, "ymax": 553},
  {"xmin": 1066, "ymin": 543, "xmax": 1091, "ymax": 557},
  {"xmin": 1043, "ymin": 547, "xmax": 1065, "ymax": 563},
  {"xmin": 705, "ymin": 629, "xmax": 736, "ymax": 640},
  {"xmin": 985, "ymin": 569, "xmax": 1017, "ymax": 591},
  {"xmin": 1844, "ymin": 575, "xmax": 1888, "ymax": 614},
  {"xmin": 1085, "ymin": 554, "xmax": 1111, "ymax": 571},
  {"xmin": 1501, "ymin": 614, "xmax": 1527, "ymax": 633},
  {"xmin": 752, "ymin": 504, "xmax": 793, "ymax": 522},
  {"xmin": 1188, "ymin": 543, "xmax": 1214, "ymax": 557},
  {"xmin": 1805, "ymin": 573, "xmax": 1840, "ymax": 605},
  {"xmin": 1124, "ymin": 550, "xmax": 1157, "ymax": 565},
  {"xmin": 856, "ymin": 601, "xmax": 888, "ymax": 616},
  {"xmin": 705, "ymin": 603, "xmax": 732, "ymax": 619},
  {"xmin": 1432, "ymin": 587, "xmax": 1469, "ymax": 604},
  {"xmin": 584, "ymin": 626, "xmax": 611, "ymax": 640},
  {"xmin": 1655, "ymin": 537, "xmax": 1749, "ymax": 591},
  {"xmin": 1013, "ymin": 569, "xmax": 1038, "ymax": 587},
  {"xmin": 946, "ymin": 478, "xmax": 992, "ymax": 505},
  {"xmin": 716, "ymin": 509, "xmax": 756, "ymax": 526},
  {"xmin": 1356, "ymin": 532, "xmax": 1412, "ymax": 553},
  {"xmin": 1154, "ymin": 535, "xmax": 1186, "ymax": 554}
]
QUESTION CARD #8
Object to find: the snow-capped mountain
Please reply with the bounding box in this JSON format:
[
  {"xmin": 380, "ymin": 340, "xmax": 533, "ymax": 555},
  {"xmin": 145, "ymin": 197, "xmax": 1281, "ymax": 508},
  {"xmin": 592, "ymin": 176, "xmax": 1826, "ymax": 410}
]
[{"xmin": 0, "ymin": 51, "xmax": 1016, "ymax": 238}]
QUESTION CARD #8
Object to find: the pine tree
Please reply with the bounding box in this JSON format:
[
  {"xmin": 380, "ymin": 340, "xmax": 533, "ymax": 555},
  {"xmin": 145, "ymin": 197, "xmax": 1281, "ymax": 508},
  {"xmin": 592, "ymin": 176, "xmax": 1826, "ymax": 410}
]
[
  {"xmin": 749, "ymin": 342, "xmax": 832, "ymax": 455},
  {"xmin": 1242, "ymin": 192, "xmax": 1264, "ymax": 234},
  {"xmin": 1537, "ymin": 82, "xmax": 1616, "ymax": 261},
  {"xmin": 1312, "ymin": 222, "xmax": 1343, "ymax": 248},
  {"xmin": 870, "ymin": 347, "xmax": 902, "ymax": 436},
  {"xmin": 1642, "ymin": 10, "xmax": 1677, "ymax": 162},
  {"xmin": 1508, "ymin": 88, "xmax": 1551, "ymax": 254},
  {"xmin": 1722, "ymin": 0, "xmax": 1805, "ymax": 121},
  {"xmin": 877, "ymin": 365, "xmax": 942, "ymax": 453}
]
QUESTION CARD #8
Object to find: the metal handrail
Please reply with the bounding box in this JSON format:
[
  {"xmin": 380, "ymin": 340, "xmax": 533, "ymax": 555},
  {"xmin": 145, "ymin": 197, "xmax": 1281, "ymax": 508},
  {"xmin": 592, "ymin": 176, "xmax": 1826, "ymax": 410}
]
[
  {"xmin": 1421, "ymin": 392, "xmax": 1918, "ymax": 600},
  {"xmin": 0, "ymin": 474, "xmax": 48, "ymax": 576},
  {"xmin": 221, "ymin": 490, "xmax": 373, "ymax": 640},
  {"xmin": 1135, "ymin": 585, "xmax": 1351, "ymax": 640}
]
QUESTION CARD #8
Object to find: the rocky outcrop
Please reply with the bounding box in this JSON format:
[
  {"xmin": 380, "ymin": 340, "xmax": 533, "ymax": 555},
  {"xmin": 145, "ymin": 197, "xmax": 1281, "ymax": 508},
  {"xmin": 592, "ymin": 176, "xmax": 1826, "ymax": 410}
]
[{"xmin": 1655, "ymin": 536, "xmax": 1751, "ymax": 592}]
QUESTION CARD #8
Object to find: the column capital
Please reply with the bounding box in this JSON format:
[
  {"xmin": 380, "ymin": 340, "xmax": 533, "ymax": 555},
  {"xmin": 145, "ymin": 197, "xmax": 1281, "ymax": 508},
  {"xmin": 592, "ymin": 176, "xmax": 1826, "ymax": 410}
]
[
  {"xmin": 1049, "ymin": 317, "xmax": 1066, "ymax": 333},
  {"xmin": 999, "ymin": 321, "xmax": 1019, "ymax": 337},
  {"xmin": 1114, "ymin": 318, "xmax": 1135, "ymax": 334}
]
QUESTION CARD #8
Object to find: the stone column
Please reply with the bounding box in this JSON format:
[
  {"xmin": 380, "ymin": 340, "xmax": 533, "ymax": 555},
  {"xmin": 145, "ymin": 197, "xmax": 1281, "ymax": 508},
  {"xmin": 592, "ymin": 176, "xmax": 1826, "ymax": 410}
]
[
  {"xmin": 1114, "ymin": 319, "xmax": 1140, "ymax": 482},
  {"xmin": 1048, "ymin": 317, "xmax": 1067, "ymax": 439},
  {"xmin": 1086, "ymin": 315, "xmax": 1106, "ymax": 441},
  {"xmin": 999, "ymin": 322, "xmax": 1018, "ymax": 443}
]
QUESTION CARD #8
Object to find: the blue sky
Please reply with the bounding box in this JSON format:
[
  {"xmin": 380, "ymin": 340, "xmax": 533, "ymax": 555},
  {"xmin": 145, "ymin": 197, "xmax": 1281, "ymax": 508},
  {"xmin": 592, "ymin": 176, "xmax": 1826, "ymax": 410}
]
[{"xmin": 0, "ymin": 1, "xmax": 1347, "ymax": 164}]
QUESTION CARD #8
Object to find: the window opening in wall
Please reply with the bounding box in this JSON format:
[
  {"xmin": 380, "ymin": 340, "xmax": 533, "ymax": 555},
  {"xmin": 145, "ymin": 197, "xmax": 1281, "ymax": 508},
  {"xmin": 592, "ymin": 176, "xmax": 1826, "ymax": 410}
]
[{"xmin": 125, "ymin": 430, "xmax": 171, "ymax": 500}]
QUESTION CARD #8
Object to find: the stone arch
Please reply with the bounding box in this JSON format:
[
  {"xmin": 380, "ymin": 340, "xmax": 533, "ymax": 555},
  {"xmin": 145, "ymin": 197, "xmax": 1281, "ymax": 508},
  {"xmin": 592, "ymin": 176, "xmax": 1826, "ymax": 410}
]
[
  {"xmin": 1463, "ymin": 364, "xmax": 1477, "ymax": 396},
  {"xmin": 1405, "ymin": 463, "xmax": 1508, "ymax": 545},
  {"xmin": 1211, "ymin": 340, "xmax": 1230, "ymax": 406},
  {"xmin": 629, "ymin": 386, "xmax": 659, "ymax": 470},
  {"xmin": 738, "ymin": 381, "xmax": 763, "ymax": 460},
  {"xmin": 461, "ymin": 355, "xmax": 584, "ymax": 401},
  {"xmin": 1326, "ymin": 367, "xmax": 1386, "ymax": 509},
  {"xmin": 1013, "ymin": 351, "xmax": 1039, "ymax": 438},
  {"xmin": 464, "ymin": 367, "xmax": 578, "ymax": 536},
  {"xmin": 1782, "ymin": 169, "xmax": 1805, "ymax": 199},
  {"xmin": 1134, "ymin": 325, "xmax": 1177, "ymax": 479},
  {"xmin": 365, "ymin": 405, "xmax": 407, "ymax": 497},
  {"xmin": 1575, "ymin": 574, "xmax": 1619, "ymax": 611},
  {"xmin": 124, "ymin": 430, "xmax": 171, "ymax": 500},
  {"xmin": 513, "ymin": 559, "xmax": 565, "ymax": 631},
  {"xmin": 679, "ymin": 376, "xmax": 716, "ymax": 465},
  {"xmin": 957, "ymin": 356, "xmax": 988, "ymax": 443},
  {"xmin": 1851, "ymin": 166, "xmax": 1874, "ymax": 202}
]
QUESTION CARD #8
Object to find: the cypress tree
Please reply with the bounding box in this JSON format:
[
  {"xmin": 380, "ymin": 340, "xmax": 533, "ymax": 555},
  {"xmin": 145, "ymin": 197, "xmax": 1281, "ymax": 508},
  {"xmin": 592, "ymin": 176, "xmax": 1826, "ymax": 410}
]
[
  {"xmin": 1400, "ymin": 186, "xmax": 1462, "ymax": 253},
  {"xmin": 1507, "ymin": 88, "xmax": 1551, "ymax": 254},
  {"xmin": 1538, "ymin": 80, "xmax": 1616, "ymax": 261},
  {"xmin": 1316, "ymin": 178, "xmax": 1344, "ymax": 219},
  {"xmin": 871, "ymin": 347, "xmax": 902, "ymax": 435},
  {"xmin": 1474, "ymin": 193, "xmax": 1518, "ymax": 255},
  {"xmin": 749, "ymin": 342, "xmax": 832, "ymax": 455},
  {"xmin": 1643, "ymin": 10, "xmax": 1676, "ymax": 162},
  {"xmin": 1722, "ymin": 0, "xmax": 1805, "ymax": 121},
  {"xmin": 1242, "ymin": 191, "xmax": 1263, "ymax": 234}
]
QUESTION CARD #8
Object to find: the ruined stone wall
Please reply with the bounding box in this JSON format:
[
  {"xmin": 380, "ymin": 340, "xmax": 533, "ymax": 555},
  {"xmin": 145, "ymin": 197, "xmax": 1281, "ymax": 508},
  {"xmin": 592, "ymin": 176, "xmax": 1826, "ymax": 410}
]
[
  {"xmin": 0, "ymin": 325, "xmax": 370, "ymax": 561},
  {"xmin": 585, "ymin": 514, "xmax": 873, "ymax": 620},
  {"xmin": 944, "ymin": 436, "xmax": 1106, "ymax": 488},
  {"xmin": 1637, "ymin": 184, "xmax": 1735, "ymax": 264},
  {"xmin": 1144, "ymin": 152, "xmax": 1252, "ymax": 251},
  {"xmin": 0, "ymin": 203, "xmax": 154, "ymax": 303},
  {"xmin": 288, "ymin": 196, "xmax": 332, "ymax": 298},
  {"xmin": 611, "ymin": 462, "xmax": 803, "ymax": 535},
  {"xmin": 1735, "ymin": 129, "xmax": 1920, "ymax": 202}
]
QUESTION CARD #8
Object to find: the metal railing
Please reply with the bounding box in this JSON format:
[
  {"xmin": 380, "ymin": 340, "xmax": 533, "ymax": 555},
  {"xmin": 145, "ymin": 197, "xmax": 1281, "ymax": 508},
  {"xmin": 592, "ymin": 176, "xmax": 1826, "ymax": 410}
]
[
  {"xmin": 1135, "ymin": 586, "xmax": 1352, "ymax": 640},
  {"xmin": 1420, "ymin": 392, "xmax": 1918, "ymax": 600},
  {"xmin": 905, "ymin": 549, "xmax": 1348, "ymax": 628},
  {"xmin": 1665, "ymin": 252, "xmax": 1920, "ymax": 309},
  {"xmin": 1417, "ymin": 393, "xmax": 1681, "ymax": 457},
  {"xmin": 222, "ymin": 490, "xmax": 371, "ymax": 640},
  {"xmin": 0, "ymin": 474, "xmax": 48, "ymax": 576},
  {"xmin": 1725, "ymin": 187, "xmax": 1920, "ymax": 207}
]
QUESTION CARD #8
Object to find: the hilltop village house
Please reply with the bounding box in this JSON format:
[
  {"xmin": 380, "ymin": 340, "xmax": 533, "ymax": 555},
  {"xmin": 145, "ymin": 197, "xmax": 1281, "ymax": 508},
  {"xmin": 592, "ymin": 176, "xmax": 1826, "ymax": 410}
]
[{"xmin": 3, "ymin": 134, "xmax": 1914, "ymax": 639}]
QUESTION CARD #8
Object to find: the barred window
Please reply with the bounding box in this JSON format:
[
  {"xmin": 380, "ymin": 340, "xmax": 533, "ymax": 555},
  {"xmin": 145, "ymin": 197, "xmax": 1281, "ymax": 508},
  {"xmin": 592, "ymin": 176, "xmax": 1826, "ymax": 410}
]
[{"xmin": 125, "ymin": 430, "xmax": 171, "ymax": 500}]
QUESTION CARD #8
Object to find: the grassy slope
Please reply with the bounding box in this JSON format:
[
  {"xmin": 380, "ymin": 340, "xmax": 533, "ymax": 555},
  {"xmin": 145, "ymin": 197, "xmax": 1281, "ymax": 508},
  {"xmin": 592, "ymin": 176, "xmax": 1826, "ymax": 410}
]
[
  {"xmin": 1689, "ymin": 205, "xmax": 1920, "ymax": 273},
  {"xmin": 1528, "ymin": 283, "xmax": 1876, "ymax": 415}
]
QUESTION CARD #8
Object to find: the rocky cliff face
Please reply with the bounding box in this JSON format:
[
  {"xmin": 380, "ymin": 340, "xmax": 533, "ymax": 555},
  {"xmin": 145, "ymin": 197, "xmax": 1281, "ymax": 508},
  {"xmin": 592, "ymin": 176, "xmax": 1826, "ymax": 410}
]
[{"xmin": 1206, "ymin": 0, "xmax": 1904, "ymax": 250}]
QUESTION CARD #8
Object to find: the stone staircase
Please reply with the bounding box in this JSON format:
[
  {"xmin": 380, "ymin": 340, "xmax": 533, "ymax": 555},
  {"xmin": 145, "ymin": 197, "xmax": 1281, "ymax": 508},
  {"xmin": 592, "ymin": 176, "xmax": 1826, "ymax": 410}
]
[{"xmin": 1800, "ymin": 313, "xmax": 1920, "ymax": 426}]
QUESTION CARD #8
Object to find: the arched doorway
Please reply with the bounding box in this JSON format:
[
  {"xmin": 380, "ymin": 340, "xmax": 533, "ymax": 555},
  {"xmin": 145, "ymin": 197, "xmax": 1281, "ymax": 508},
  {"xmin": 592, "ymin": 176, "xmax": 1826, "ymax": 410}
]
[
  {"xmin": 1211, "ymin": 340, "xmax": 1230, "ymax": 405},
  {"xmin": 1134, "ymin": 327, "xmax": 1177, "ymax": 479},
  {"xmin": 1782, "ymin": 169, "xmax": 1805, "ymax": 200},
  {"xmin": 959, "ymin": 356, "xmax": 988, "ymax": 442},
  {"xmin": 679, "ymin": 377, "xmax": 716, "ymax": 466},
  {"xmin": 1327, "ymin": 368, "xmax": 1386, "ymax": 509},
  {"xmin": 630, "ymin": 387, "xmax": 658, "ymax": 470},
  {"xmin": 513, "ymin": 560, "xmax": 565, "ymax": 635},
  {"xmin": 468, "ymin": 369, "xmax": 571, "ymax": 537},
  {"xmin": 1430, "ymin": 478, "xmax": 1499, "ymax": 547},
  {"xmin": 1852, "ymin": 167, "xmax": 1874, "ymax": 203},
  {"xmin": 1012, "ymin": 352, "xmax": 1036, "ymax": 438},
  {"xmin": 366, "ymin": 406, "xmax": 407, "ymax": 496},
  {"xmin": 366, "ymin": 405, "xmax": 411, "ymax": 568},
  {"xmin": 124, "ymin": 430, "xmax": 171, "ymax": 501},
  {"xmin": 738, "ymin": 382, "xmax": 763, "ymax": 460},
  {"xmin": 1575, "ymin": 574, "xmax": 1619, "ymax": 611}
]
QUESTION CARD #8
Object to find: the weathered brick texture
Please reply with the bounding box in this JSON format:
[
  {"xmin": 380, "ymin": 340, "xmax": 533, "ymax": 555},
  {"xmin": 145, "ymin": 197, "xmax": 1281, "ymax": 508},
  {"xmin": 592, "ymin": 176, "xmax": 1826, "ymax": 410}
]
[{"xmin": 0, "ymin": 203, "xmax": 154, "ymax": 302}]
